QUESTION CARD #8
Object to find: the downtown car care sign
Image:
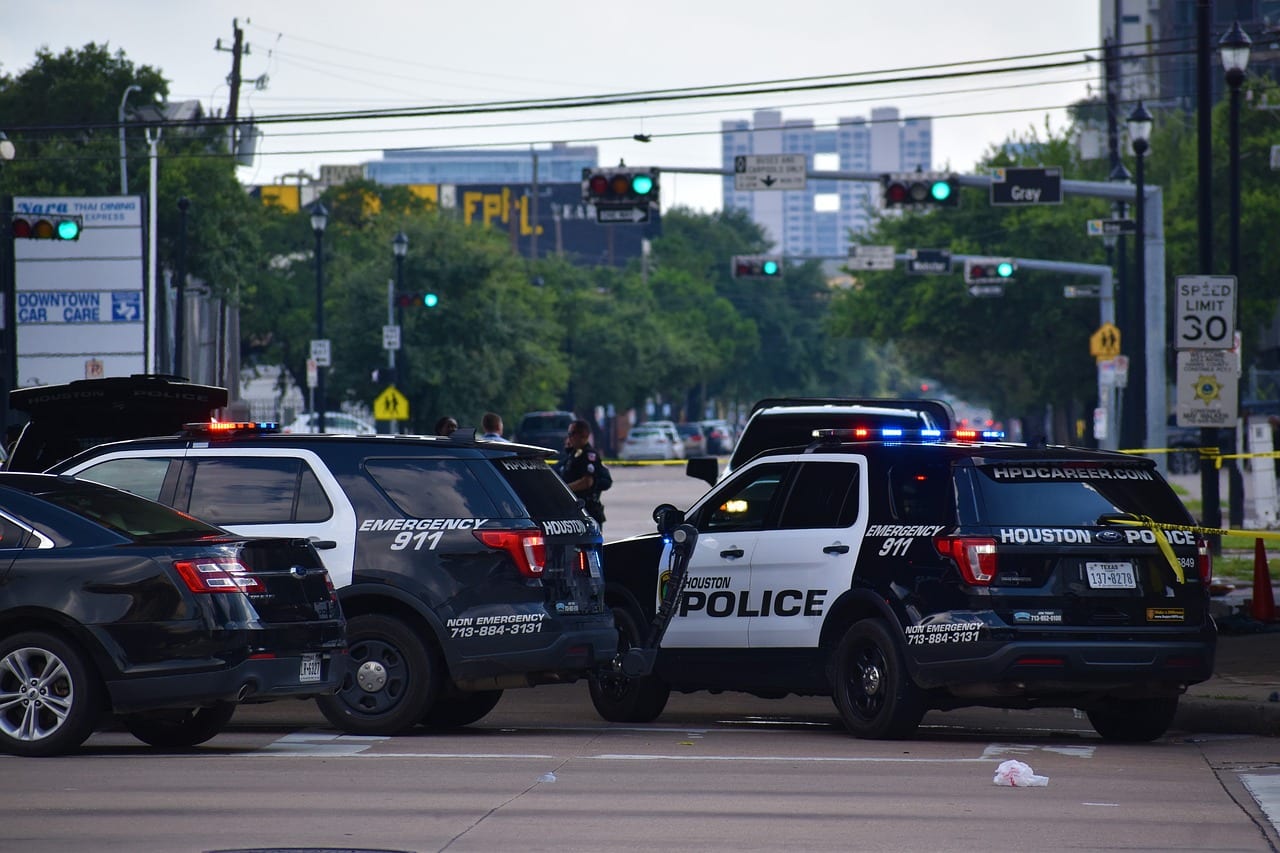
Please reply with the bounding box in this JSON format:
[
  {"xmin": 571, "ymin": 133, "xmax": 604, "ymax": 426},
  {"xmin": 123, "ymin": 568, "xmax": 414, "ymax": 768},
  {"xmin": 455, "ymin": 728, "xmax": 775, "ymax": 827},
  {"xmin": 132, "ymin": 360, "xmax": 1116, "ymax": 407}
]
[{"xmin": 12, "ymin": 196, "xmax": 145, "ymax": 386}]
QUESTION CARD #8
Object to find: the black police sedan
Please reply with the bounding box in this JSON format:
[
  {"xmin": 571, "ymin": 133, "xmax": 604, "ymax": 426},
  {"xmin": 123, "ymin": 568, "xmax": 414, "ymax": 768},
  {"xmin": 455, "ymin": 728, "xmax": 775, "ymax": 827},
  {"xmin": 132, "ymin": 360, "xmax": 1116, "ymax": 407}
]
[{"xmin": 0, "ymin": 473, "xmax": 345, "ymax": 756}]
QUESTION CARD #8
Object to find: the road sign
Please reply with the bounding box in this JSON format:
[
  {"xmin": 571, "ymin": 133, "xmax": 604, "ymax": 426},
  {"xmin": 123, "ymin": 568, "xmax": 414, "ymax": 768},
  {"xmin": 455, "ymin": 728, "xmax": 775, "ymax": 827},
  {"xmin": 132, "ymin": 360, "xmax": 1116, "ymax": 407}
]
[
  {"xmin": 595, "ymin": 206, "xmax": 650, "ymax": 224},
  {"xmin": 967, "ymin": 284, "xmax": 1004, "ymax": 297},
  {"xmin": 906, "ymin": 248, "xmax": 951, "ymax": 274},
  {"xmin": 373, "ymin": 385, "xmax": 410, "ymax": 421},
  {"xmin": 847, "ymin": 244, "xmax": 895, "ymax": 271},
  {"xmin": 733, "ymin": 154, "xmax": 807, "ymax": 191},
  {"xmin": 1090, "ymin": 322, "xmax": 1121, "ymax": 358},
  {"xmin": 306, "ymin": 358, "xmax": 317, "ymax": 389},
  {"xmin": 1176, "ymin": 349, "xmax": 1238, "ymax": 427},
  {"xmin": 1174, "ymin": 275, "xmax": 1236, "ymax": 350},
  {"xmin": 310, "ymin": 338, "xmax": 331, "ymax": 367},
  {"xmin": 383, "ymin": 325, "xmax": 401, "ymax": 351},
  {"xmin": 1086, "ymin": 218, "xmax": 1137, "ymax": 237},
  {"xmin": 1064, "ymin": 284, "xmax": 1101, "ymax": 298},
  {"xmin": 990, "ymin": 167, "xmax": 1063, "ymax": 206}
]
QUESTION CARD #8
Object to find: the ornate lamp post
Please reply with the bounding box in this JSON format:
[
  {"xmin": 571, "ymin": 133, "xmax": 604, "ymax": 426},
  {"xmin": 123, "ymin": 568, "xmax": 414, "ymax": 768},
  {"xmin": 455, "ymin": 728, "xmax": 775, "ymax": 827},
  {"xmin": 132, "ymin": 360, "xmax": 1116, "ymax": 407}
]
[{"xmin": 1126, "ymin": 101, "xmax": 1153, "ymax": 451}]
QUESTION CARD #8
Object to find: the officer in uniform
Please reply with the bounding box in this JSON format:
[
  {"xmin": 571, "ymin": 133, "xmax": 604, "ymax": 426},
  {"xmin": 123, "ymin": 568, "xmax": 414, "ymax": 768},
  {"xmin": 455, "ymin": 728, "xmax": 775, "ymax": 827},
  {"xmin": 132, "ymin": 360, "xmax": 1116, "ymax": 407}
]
[{"xmin": 557, "ymin": 418, "xmax": 606, "ymax": 526}]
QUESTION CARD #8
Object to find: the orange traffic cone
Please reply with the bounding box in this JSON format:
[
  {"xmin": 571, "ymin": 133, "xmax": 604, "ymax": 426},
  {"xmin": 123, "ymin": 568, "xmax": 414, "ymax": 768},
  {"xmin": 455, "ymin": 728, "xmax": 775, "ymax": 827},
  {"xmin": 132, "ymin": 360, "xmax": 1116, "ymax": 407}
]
[{"xmin": 1252, "ymin": 538, "xmax": 1276, "ymax": 623}]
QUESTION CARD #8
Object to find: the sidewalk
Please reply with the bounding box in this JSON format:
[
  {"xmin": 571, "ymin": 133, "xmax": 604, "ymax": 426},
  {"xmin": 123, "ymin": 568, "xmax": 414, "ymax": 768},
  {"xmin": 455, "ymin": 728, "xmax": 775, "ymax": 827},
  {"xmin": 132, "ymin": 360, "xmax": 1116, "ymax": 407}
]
[{"xmin": 1179, "ymin": 627, "xmax": 1280, "ymax": 736}]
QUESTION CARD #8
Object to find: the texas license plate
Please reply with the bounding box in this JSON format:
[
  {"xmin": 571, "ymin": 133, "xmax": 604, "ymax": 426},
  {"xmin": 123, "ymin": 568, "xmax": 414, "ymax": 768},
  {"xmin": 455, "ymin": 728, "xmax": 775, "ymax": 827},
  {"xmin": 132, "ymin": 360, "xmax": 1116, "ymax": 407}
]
[
  {"xmin": 299, "ymin": 653, "xmax": 322, "ymax": 683},
  {"xmin": 1086, "ymin": 561, "xmax": 1136, "ymax": 589}
]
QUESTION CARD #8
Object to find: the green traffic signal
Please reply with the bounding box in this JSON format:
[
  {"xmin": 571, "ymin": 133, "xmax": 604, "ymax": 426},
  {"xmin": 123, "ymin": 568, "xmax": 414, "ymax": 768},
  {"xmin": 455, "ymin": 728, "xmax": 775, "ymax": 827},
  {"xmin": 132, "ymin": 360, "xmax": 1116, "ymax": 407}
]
[
  {"xmin": 631, "ymin": 173, "xmax": 655, "ymax": 196},
  {"xmin": 762, "ymin": 259, "xmax": 780, "ymax": 276},
  {"xmin": 423, "ymin": 293, "xmax": 439, "ymax": 308},
  {"xmin": 995, "ymin": 261, "xmax": 1014, "ymax": 278},
  {"xmin": 929, "ymin": 181, "xmax": 953, "ymax": 203},
  {"xmin": 56, "ymin": 219, "xmax": 81, "ymax": 240}
]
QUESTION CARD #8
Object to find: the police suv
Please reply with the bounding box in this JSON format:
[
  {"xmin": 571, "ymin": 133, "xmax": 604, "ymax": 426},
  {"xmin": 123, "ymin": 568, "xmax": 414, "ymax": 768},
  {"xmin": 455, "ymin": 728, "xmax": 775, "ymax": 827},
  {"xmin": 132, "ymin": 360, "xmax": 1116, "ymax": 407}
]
[
  {"xmin": 595, "ymin": 428, "xmax": 1215, "ymax": 741},
  {"xmin": 49, "ymin": 423, "xmax": 616, "ymax": 736}
]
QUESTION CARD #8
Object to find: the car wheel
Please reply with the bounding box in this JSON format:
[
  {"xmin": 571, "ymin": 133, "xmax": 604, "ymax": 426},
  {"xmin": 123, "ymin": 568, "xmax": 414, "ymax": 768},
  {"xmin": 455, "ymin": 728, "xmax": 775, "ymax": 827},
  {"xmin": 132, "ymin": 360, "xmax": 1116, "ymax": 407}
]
[
  {"xmin": 831, "ymin": 620, "xmax": 924, "ymax": 740},
  {"xmin": 588, "ymin": 606, "xmax": 670, "ymax": 723},
  {"xmin": 121, "ymin": 701, "xmax": 236, "ymax": 748},
  {"xmin": 1086, "ymin": 696, "xmax": 1179, "ymax": 742},
  {"xmin": 419, "ymin": 689, "xmax": 503, "ymax": 730},
  {"xmin": 316, "ymin": 614, "xmax": 442, "ymax": 736},
  {"xmin": 0, "ymin": 631, "xmax": 102, "ymax": 757}
]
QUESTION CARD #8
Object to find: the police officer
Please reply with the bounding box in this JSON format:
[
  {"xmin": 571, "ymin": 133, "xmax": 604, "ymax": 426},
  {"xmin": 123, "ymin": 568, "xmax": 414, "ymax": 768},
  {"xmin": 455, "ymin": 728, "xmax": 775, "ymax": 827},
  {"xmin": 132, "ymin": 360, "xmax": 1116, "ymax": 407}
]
[{"xmin": 557, "ymin": 418, "xmax": 606, "ymax": 526}]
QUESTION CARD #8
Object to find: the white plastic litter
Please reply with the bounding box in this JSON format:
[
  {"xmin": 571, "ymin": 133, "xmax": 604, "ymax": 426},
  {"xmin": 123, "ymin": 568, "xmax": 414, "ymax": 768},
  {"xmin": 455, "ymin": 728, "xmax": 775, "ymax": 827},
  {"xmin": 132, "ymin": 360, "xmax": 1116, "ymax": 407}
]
[
  {"xmin": 538, "ymin": 772, "xmax": 557, "ymax": 783},
  {"xmin": 992, "ymin": 759, "xmax": 1049, "ymax": 787}
]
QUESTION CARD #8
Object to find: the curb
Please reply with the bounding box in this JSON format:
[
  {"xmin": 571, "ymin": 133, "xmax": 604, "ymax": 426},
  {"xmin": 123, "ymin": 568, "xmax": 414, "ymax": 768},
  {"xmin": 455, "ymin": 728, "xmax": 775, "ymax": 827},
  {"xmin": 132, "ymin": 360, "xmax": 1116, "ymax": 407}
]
[{"xmin": 1176, "ymin": 696, "xmax": 1280, "ymax": 737}]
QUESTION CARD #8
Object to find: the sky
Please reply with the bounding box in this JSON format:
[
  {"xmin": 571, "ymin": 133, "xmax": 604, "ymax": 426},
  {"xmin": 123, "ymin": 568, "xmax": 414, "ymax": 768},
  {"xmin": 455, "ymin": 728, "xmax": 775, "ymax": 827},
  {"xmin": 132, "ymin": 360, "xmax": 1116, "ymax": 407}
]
[{"xmin": 2, "ymin": 1, "xmax": 1102, "ymax": 213}]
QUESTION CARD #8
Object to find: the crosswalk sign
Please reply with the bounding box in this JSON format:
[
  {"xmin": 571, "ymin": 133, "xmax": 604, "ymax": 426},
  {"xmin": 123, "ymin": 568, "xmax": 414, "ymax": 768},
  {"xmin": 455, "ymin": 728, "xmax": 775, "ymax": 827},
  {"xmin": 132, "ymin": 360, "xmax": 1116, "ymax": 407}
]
[{"xmin": 373, "ymin": 385, "xmax": 409, "ymax": 421}]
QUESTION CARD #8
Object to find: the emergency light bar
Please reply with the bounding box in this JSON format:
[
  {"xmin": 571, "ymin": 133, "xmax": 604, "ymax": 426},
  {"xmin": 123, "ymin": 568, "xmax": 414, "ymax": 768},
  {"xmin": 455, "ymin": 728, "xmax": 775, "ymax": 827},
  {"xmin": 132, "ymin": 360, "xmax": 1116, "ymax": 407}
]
[
  {"xmin": 811, "ymin": 427, "xmax": 1006, "ymax": 442},
  {"xmin": 184, "ymin": 421, "xmax": 281, "ymax": 437}
]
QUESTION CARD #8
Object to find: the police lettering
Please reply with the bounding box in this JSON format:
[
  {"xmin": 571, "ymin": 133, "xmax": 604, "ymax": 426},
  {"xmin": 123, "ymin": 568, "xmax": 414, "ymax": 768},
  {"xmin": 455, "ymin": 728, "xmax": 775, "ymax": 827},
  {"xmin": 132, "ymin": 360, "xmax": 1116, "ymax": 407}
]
[
  {"xmin": 359, "ymin": 517, "xmax": 488, "ymax": 531},
  {"xmin": 542, "ymin": 519, "xmax": 587, "ymax": 535},
  {"xmin": 678, "ymin": 589, "xmax": 826, "ymax": 618},
  {"xmin": 990, "ymin": 466, "xmax": 1153, "ymax": 481}
]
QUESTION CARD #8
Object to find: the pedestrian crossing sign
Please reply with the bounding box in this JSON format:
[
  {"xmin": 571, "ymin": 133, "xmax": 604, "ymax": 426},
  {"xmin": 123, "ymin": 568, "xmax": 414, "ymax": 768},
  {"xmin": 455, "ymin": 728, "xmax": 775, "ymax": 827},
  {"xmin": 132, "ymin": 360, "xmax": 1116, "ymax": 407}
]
[{"xmin": 373, "ymin": 385, "xmax": 409, "ymax": 421}]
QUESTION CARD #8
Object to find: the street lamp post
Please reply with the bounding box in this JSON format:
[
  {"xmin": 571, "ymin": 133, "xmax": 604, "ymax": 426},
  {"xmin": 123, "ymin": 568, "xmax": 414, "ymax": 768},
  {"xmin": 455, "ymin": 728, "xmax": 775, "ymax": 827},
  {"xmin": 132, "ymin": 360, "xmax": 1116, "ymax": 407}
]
[
  {"xmin": 1222, "ymin": 20, "xmax": 1251, "ymax": 529},
  {"xmin": 1109, "ymin": 162, "xmax": 1134, "ymax": 449},
  {"xmin": 175, "ymin": 197, "xmax": 189, "ymax": 376},
  {"xmin": 310, "ymin": 202, "xmax": 328, "ymax": 434},
  {"xmin": 390, "ymin": 231, "xmax": 408, "ymax": 433},
  {"xmin": 118, "ymin": 84, "xmax": 141, "ymax": 196},
  {"xmin": 1127, "ymin": 101, "xmax": 1153, "ymax": 457}
]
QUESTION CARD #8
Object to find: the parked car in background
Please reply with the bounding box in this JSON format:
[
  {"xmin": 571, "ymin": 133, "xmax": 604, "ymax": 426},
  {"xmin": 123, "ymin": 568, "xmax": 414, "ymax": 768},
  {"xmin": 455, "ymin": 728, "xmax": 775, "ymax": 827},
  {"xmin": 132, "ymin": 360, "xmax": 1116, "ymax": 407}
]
[
  {"xmin": 619, "ymin": 425, "xmax": 683, "ymax": 461},
  {"xmin": 646, "ymin": 421, "xmax": 685, "ymax": 459},
  {"xmin": 515, "ymin": 410, "xmax": 577, "ymax": 451},
  {"xmin": 284, "ymin": 412, "xmax": 376, "ymax": 435},
  {"xmin": 677, "ymin": 423, "xmax": 708, "ymax": 457},
  {"xmin": 0, "ymin": 473, "xmax": 345, "ymax": 756},
  {"xmin": 699, "ymin": 419, "xmax": 737, "ymax": 455}
]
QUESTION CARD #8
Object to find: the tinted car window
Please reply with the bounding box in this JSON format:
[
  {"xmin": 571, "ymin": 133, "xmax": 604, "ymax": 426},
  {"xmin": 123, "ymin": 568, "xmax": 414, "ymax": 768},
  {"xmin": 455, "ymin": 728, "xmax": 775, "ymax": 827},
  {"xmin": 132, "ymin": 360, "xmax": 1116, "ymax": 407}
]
[
  {"xmin": 366, "ymin": 459, "xmax": 504, "ymax": 518},
  {"xmin": 0, "ymin": 514, "xmax": 29, "ymax": 548},
  {"xmin": 732, "ymin": 411, "xmax": 927, "ymax": 469},
  {"xmin": 699, "ymin": 462, "xmax": 790, "ymax": 533},
  {"xmin": 188, "ymin": 457, "xmax": 332, "ymax": 525},
  {"xmin": 73, "ymin": 457, "xmax": 173, "ymax": 501},
  {"xmin": 890, "ymin": 462, "xmax": 955, "ymax": 523},
  {"xmin": 779, "ymin": 461, "xmax": 860, "ymax": 529},
  {"xmin": 965, "ymin": 463, "xmax": 1190, "ymax": 526},
  {"xmin": 37, "ymin": 481, "xmax": 224, "ymax": 539},
  {"xmin": 493, "ymin": 459, "xmax": 583, "ymax": 520}
]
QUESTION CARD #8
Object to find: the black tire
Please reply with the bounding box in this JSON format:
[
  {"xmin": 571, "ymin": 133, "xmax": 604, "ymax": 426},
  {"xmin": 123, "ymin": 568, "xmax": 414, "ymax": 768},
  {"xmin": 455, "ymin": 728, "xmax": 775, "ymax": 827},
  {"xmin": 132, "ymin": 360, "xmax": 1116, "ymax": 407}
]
[
  {"xmin": 121, "ymin": 702, "xmax": 236, "ymax": 748},
  {"xmin": 831, "ymin": 620, "xmax": 924, "ymax": 740},
  {"xmin": 1086, "ymin": 696, "xmax": 1179, "ymax": 742},
  {"xmin": 0, "ymin": 631, "xmax": 102, "ymax": 757},
  {"xmin": 316, "ymin": 614, "xmax": 442, "ymax": 736},
  {"xmin": 588, "ymin": 606, "xmax": 670, "ymax": 723},
  {"xmin": 420, "ymin": 689, "xmax": 503, "ymax": 730}
]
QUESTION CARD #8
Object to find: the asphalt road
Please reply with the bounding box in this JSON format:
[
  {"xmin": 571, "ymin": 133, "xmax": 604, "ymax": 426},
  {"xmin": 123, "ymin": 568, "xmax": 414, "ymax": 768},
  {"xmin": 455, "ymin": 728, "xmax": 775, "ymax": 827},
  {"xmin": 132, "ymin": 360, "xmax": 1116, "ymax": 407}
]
[{"xmin": 1, "ymin": 464, "xmax": 1278, "ymax": 852}]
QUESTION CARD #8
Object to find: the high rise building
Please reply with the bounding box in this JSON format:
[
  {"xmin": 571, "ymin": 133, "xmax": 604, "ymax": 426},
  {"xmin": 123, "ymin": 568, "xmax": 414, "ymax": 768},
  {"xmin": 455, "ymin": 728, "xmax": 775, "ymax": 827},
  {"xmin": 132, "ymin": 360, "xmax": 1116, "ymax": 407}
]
[
  {"xmin": 364, "ymin": 142, "xmax": 597, "ymax": 185},
  {"xmin": 721, "ymin": 108, "xmax": 932, "ymax": 258}
]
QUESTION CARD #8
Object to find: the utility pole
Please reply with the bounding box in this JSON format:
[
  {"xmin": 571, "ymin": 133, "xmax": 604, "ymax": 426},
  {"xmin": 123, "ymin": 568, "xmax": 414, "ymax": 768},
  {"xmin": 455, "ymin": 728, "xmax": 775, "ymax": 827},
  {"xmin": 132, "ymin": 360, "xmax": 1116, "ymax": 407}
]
[{"xmin": 215, "ymin": 19, "xmax": 247, "ymax": 151}]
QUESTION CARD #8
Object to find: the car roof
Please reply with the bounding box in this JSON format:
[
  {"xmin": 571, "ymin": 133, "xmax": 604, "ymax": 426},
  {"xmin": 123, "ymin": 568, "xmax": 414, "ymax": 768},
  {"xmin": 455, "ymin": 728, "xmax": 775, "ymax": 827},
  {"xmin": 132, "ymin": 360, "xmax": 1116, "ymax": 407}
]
[
  {"xmin": 760, "ymin": 437, "xmax": 1149, "ymax": 465},
  {"xmin": 749, "ymin": 397, "xmax": 954, "ymax": 427}
]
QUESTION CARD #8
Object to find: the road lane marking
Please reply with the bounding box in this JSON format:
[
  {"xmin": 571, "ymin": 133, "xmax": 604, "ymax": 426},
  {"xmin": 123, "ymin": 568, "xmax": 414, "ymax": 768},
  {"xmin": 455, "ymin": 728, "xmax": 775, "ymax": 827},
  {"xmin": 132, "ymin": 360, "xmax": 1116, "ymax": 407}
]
[
  {"xmin": 983, "ymin": 743, "xmax": 1095, "ymax": 759},
  {"xmin": 590, "ymin": 754, "xmax": 990, "ymax": 763},
  {"xmin": 1240, "ymin": 773, "xmax": 1280, "ymax": 836}
]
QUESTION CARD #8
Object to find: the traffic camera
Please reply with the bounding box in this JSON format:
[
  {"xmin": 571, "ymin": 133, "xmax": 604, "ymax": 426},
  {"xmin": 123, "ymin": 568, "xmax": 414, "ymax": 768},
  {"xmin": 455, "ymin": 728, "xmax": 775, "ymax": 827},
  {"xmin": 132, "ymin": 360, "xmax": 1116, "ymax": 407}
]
[
  {"xmin": 881, "ymin": 173, "xmax": 958, "ymax": 209},
  {"xmin": 732, "ymin": 255, "xmax": 783, "ymax": 279},
  {"xmin": 581, "ymin": 167, "xmax": 660, "ymax": 206},
  {"xmin": 963, "ymin": 257, "xmax": 1016, "ymax": 284}
]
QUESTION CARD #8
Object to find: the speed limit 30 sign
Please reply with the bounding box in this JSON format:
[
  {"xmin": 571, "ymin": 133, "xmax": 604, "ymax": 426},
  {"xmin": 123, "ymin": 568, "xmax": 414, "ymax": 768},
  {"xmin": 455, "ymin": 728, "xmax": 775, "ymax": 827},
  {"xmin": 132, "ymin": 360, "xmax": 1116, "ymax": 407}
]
[{"xmin": 1174, "ymin": 275, "xmax": 1235, "ymax": 350}]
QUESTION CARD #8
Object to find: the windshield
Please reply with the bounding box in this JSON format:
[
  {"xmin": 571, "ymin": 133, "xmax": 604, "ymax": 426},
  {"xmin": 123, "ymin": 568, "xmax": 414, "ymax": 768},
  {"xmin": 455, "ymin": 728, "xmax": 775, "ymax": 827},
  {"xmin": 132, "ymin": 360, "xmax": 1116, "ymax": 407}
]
[{"xmin": 35, "ymin": 480, "xmax": 225, "ymax": 539}]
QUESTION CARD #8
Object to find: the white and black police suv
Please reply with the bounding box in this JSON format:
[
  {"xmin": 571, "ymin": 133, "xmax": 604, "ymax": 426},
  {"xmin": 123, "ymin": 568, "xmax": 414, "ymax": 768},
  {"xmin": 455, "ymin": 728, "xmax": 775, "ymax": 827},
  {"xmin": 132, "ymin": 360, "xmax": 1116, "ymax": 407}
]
[
  {"xmin": 596, "ymin": 428, "xmax": 1215, "ymax": 742},
  {"xmin": 49, "ymin": 423, "xmax": 616, "ymax": 736}
]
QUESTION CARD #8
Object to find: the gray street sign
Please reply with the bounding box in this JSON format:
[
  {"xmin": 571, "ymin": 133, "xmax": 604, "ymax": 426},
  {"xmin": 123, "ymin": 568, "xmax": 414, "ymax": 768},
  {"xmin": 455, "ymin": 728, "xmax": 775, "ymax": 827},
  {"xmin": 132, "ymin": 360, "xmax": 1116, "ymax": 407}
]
[
  {"xmin": 1174, "ymin": 275, "xmax": 1236, "ymax": 350},
  {"xmin": 990, "ymin": 167, "xmax": 1063, "ymax": 206},
  {"xmin": 733, "ymin": 154, "xmax": 807, "ymax": 191},
  {"xmin": 847, "ymin": 244, "xmax": 895, "ymax": 271},
  {"xmin": 596, "ymin": 205, "xmax": 651, "ymax": 225},
  {"xmin": 906, "ymin": 248, "xmax": 951, "ymax": 274},
  {"xmin": 967, "ymin": 284, "xmax": 1004, "ymax": 297},
  {"xmin": 1086, "ymin": 218, "xmax": 1137, "ymax": 237}
]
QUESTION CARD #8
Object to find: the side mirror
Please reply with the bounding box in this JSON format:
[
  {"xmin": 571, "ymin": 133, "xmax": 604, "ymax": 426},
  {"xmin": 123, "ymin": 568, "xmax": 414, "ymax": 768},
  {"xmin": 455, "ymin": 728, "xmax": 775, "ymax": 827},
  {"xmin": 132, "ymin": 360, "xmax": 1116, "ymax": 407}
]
[
  {"xmin": 686, "ymin": 456, "xmax": 718, "ymax": 487},
  {"xmin": 652, "ymin": 503, "xmax": 685, "ymax": 533}
]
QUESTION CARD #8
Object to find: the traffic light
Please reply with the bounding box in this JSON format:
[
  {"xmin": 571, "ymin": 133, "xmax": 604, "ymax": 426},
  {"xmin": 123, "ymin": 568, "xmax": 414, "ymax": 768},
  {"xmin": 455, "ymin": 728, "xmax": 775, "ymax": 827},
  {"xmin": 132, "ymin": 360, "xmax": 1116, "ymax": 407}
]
[
  {"xmin": 881, "ymin": 173, "xmax": 958, "ymax": 209},
  {"xmin": 11, "ymin": 214, "xmax": 82, "ymax": 240},
  {"xmin": 581, "ymin": 167, "xmax": 660, "ymax": 206},
  {"xmin": 732, "ymin": 255, "xmax": 783, "ymax": 279},
  {"xmin": 963, "ymin": 257, "xmax": 1016, "ymax": 284},
  {"xmin": 393, "ymin": 292, "xmax": 439, "ymax": 308}
]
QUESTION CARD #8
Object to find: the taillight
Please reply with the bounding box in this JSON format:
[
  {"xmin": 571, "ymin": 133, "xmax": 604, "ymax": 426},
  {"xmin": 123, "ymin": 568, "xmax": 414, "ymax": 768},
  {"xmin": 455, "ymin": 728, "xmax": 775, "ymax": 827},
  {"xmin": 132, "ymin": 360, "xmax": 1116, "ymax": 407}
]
[
  {"xmin": 173, "ymin": 558, "xmax": 264, "ymax": 593},
  {"xmin": 475, "ymin": 530, "xmax": 546, "ymax": 578},
  {"xmin": 934, "ymin": 536, "xmax": 997, "ymax": 585},
  {"xmin": 1198, "ymin": 539, "xmax": 1213, "ymax": 584}
]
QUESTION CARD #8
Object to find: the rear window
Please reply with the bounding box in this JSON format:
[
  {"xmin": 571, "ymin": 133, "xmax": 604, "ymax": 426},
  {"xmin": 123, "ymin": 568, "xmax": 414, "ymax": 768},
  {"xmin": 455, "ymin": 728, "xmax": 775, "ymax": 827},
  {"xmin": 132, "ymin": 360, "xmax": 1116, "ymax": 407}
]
[
  {"xmin": 187, "ymin": 457, "xmax": 332, "ymax": 525},
  {"xmin": 37, "ymin": 481, "xmax": 224, "ymax": 540},
  {"xmin": 493, "ymin": 458, "xmax": 583, "ymax": 520},
  {"xmin": 965, "ymin": 463, "xmax": 1191, "ymax": 526},
  {"xmin": 367, "ymin": 459, "xmax": 511, "ymax": 519}
]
